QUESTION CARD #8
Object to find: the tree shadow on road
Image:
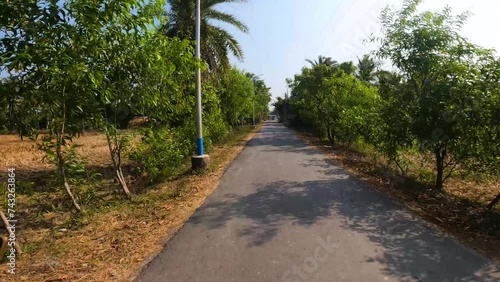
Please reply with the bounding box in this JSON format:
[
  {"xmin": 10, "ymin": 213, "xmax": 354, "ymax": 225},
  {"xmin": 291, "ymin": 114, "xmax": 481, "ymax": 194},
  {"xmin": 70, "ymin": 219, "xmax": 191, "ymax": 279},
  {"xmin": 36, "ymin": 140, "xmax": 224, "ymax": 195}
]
[{"xmin": 190, "ymin": 169, "xmax": 500, "ymax": 281}]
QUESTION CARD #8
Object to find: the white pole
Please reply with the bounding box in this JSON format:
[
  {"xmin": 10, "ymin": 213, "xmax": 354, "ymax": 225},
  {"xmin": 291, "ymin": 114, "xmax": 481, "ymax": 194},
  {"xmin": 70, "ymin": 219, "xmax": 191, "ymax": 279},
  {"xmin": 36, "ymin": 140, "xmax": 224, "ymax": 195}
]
[
  {"xmin": 252, "ymin": 99, "xmax": 255, "ymax": 126},
  {"xmin": 195, "ymin": 0, "xmax": 203, "ymax": 155}
]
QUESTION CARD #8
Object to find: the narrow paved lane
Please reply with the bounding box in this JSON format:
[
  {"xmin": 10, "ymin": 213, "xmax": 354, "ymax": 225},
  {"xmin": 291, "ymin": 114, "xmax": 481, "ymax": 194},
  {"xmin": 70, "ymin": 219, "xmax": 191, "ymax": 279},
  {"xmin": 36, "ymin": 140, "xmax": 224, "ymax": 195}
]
[{"xmin": 136, "ymin": 122, "xmax": 499, "ymax": 282}]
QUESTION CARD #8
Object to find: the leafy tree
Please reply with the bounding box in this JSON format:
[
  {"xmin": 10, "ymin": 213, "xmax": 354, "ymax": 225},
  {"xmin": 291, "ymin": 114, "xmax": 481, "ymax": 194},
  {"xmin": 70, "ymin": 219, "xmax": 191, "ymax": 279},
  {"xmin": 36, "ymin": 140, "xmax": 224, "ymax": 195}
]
[
  {"xmin": 0, "ymin": 0, "xmax": 108, "ymax": 210},
  {"xmin": 273, "ymin": 97, "xmax": 286, "ymax": 122},
  {"xmin": 290, "ymin": 64, "xmax": 377, "ymax": 144},
  {"xmin": 218, "ymin": 68, "xmax": 254, "ymax": 126},
  {"xmin": 0, "ymin": 0, "xmax": 203, "ymax": 205},
  {"xmin": 246, "ymin": 73, "xmax": 272, "ymax": 122},
  {"xmin": 376, "ymin": 0, "xmax": 499, "ymax": 189},
  {"xmin": 339, "ymin": 61, "xmax": 357, "ymax": 75},
  {"xmin": 66, "ymin": 0, "xmax": 174, "ymax": 198},
  {"xmin": 376, "ymin": 73, "xmax": 415, "ymax": 174},
  {"xmin": 162, "ymin": 0, "xmax": 249, "ymax": 73},
  {"xmin": 0, "ymin": 77, "xmax": 17, "ymax": 132}
]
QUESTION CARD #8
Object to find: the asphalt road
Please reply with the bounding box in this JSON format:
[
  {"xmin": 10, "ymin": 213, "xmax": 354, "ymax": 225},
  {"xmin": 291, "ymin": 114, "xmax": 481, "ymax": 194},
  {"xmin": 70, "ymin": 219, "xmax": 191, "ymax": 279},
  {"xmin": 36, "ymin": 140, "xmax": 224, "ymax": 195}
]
[{"xmin": 136, "ymin": 121, "xmax": 500, "ymax": 282}]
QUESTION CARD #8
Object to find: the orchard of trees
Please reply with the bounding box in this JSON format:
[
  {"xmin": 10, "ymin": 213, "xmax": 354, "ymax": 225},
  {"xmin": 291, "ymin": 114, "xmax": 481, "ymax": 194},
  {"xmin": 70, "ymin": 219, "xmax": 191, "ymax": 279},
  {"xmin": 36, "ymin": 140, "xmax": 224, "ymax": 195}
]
[
  {"xmin": 276, "ymin": 0, "xmax": 500, "ymax": 197},
  {"xmin": 0, "ymin": 0, "xmax": 270, "ymax": 211}
]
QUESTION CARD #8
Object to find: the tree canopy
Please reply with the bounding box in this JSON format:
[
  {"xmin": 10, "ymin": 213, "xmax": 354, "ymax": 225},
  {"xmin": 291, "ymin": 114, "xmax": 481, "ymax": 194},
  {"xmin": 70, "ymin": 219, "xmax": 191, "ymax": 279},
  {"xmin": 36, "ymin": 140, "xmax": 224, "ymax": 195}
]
[{"xmin": 276, "ymin": 0, "xmax": 500, "ymax": 191}]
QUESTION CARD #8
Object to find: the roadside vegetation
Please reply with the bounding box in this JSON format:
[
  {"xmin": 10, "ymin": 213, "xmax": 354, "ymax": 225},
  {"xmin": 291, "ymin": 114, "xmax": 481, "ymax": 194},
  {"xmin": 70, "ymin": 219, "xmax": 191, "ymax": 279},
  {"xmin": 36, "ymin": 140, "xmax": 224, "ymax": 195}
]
[
  {"xmin": 275, "ymin": 0, "xmax": 500, "ymax": 256},
  {"xmin": 0, "ymin": 0, "xmax": 270, "ymax": 278}
]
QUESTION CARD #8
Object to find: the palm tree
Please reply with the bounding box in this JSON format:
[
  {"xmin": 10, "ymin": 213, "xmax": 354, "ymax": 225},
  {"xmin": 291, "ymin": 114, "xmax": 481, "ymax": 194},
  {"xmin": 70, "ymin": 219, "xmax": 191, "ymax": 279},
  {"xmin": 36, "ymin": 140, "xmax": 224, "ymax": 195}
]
[
  {"xmin": 338, "ymin": 61, "xmax": 356, "ymax": 75},
  {"xmin": 356, "ymin": 54, "xmax": 378, "ymax": 83},
  {"xmin": 162, "ymin": 0, "xmax": 249, "ymax": 73},
  {"xmin": 306, "ymin": 55, "xmax": 338, "ymax": 67}
]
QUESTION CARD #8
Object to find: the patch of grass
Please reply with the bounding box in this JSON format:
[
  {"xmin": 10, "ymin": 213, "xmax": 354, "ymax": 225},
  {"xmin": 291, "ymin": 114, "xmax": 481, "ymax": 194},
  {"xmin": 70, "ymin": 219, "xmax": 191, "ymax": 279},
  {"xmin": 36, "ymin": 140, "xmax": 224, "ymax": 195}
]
[
  {"xmin": 415, "ymin": 167, "xmax": 435, "ymax": 184},
  {"xmin": 22, "ymin": 241, "xmax": 47, "ymax": 255}
]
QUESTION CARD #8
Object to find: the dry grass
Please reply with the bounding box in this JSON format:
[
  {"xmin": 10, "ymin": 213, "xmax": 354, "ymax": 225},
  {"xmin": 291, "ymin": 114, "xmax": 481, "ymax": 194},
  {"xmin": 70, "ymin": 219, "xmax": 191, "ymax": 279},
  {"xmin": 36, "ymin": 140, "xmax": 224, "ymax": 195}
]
[
  {"xmin": 0, "ymin": 132, "xmax": 112, "ymax": 178},
  {"xmin": 0, "ymin": 126, "xmax": 260, "ymax": 281},
  {"xmin": 294, "ymin": 129, "xmax": 500, "ymax": 261}
]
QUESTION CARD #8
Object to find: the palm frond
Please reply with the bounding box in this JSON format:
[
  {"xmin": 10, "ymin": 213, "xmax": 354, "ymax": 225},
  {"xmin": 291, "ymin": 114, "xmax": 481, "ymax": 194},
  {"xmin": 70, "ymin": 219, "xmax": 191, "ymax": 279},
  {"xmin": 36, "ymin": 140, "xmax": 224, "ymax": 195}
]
[
  {"xmin": 204, "ymin": 9, "xmax": 249, "ymax": 33},
  {"xmin": 165, "ymin": 0, "xmax": 248, "ymax": 73}
]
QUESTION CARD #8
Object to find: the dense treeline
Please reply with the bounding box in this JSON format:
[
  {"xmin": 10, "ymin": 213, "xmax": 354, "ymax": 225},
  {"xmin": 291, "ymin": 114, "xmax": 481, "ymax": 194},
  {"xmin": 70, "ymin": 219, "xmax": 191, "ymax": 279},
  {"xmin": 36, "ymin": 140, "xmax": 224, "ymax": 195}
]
[
  {"xmin": 0, "ymin": 0, "xmax": 269, "ymax": 210},
  {"xmin": 276, "ymin": 0, "xmax": 500, "ymax": 192}
]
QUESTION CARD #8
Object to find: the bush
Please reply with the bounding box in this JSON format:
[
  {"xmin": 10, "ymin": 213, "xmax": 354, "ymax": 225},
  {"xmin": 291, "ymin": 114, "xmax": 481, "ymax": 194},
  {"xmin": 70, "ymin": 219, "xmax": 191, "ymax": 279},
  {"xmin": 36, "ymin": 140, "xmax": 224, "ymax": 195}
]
[{"xmin": 130, "ymin": 126, "xmax": 191, "ymax": 183}]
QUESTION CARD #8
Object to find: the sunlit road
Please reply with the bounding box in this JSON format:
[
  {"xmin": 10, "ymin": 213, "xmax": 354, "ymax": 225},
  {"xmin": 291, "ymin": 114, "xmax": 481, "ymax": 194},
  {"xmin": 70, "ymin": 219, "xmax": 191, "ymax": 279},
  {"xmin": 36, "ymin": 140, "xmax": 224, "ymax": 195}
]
[{"xmin": 136, "ymin": 121, "xmax": 499, "ymax": 282}]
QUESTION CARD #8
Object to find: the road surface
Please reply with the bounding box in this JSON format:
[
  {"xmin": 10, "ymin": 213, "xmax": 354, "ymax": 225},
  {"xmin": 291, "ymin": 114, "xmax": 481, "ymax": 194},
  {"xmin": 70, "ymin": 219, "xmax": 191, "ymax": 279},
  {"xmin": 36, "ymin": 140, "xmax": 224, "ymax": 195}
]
[{"xmin": 136, "ymin": 122, "xmax": 499, "ymax": 282}]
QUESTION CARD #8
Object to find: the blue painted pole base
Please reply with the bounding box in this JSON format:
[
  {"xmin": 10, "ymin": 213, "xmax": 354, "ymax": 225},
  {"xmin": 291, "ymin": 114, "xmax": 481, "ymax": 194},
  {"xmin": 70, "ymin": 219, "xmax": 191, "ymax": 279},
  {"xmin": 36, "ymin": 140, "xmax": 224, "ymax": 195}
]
[{"xmin": 197, "ymin": 137, "xmax": 204, "ymax": 156}]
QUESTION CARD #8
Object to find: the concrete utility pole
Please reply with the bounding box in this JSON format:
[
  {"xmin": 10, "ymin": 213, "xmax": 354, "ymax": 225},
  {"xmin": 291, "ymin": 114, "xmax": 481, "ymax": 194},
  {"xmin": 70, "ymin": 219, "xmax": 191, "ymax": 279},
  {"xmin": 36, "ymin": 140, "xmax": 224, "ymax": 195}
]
[
  {"xmin": 283, "ymin": 87, "xmax": 288, "ymax": 124},
  {"xmin": 252, "ymin": 99, "xmax": 255, "ymax": 126},
  {"xmin": 191, "ymin": 0, "xmax": 210, "ymax": 170}
]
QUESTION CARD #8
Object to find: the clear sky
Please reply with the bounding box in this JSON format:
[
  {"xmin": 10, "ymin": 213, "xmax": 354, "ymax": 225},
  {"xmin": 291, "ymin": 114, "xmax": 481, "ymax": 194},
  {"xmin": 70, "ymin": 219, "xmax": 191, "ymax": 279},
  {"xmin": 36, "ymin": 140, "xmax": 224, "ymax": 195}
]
[
  {"xmin": 3, "ymin": 0, "xmax": 499, "ymax": 106},
  {"xmin": 218, "ymin": 0, "xmax": 500, "ymax": 105}
]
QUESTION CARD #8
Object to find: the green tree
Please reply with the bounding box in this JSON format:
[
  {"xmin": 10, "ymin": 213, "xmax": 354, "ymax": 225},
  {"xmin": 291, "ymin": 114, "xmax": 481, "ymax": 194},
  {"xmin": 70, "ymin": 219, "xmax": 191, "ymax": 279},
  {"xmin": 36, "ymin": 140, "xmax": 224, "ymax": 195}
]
[
  {"xmin": 376, "ymin": 72, "xmax": 414, "ymax": 174},
  {"xmin": 339, "ymin": 61, "xmax": 357, "ymax": 75},
  {"xmin": 0, "ymin": 0, "xmax": 204, "ymax": 206},
  {"xmin": 290, "ymin": 64, "xmax": 377, "ymax": 144},
  {"xmin": 219, "ymin": 68, "xmax": 254, "ymax": 125},
  {"xmin": 306, "ymin": 55, "xmax": 338, "ymax": 67},
  {"xmin": 1, "ymin": 0, "xmax": 107, "ymax": 210},
  {"xmin": 356, "ymin": 54, "xmax": 378, "ymax": 83},
  {"xmin": 376, "ymin": 0, "xmax": 499, "ymax": 189},
  {"xmin": 0, "ymin": 77, "xmax": 16, "ymax": 132},
  {"xmin": 246, "ymin": 73, "xmax": 272, "ymax": 122},
  {"xmin": 273, "ymin": 97, "xmax": 286, "ymax": 122},
  {"xmin": 77, "ymin": 0, "xmax": 193, "ymax": 198}
]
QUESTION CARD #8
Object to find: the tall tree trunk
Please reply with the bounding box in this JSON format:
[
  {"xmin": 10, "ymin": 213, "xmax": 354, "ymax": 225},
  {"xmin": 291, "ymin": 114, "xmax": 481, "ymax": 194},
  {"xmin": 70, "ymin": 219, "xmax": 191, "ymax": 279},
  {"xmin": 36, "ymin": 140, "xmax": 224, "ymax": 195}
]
[
  {"xmin": 487, "ymin": 194, "xmax": 500, "ymax": 209},
  {"xmin": 55, "ymin": 149, "xmax": 80, "ymax": 212},
  {"xmin": 105, "ymin": 130, "xmax": 132, "ymax": 199},
  {"xmin": 116, "ymin": 138, "xmax": 131, "ymax": 198},
  {"xmin": 326, "ymin": 122, "xmax": 335, "ymax": 145},
  {"xmin": 57, "ymin": 90, "xmax": 81, "ymax": 211},
  {"xmin": 434, "ymin": 146, "xmax": 446, "ymax": 190},
  {"xmin": 61, "ymin": 166, "xmax": 82, "ymax": 212}
]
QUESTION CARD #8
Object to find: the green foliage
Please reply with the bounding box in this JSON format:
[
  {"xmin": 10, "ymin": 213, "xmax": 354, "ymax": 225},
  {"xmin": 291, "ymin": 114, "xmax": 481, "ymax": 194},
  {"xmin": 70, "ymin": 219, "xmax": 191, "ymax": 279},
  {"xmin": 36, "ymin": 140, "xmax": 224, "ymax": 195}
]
[
  {"xmin": 162, "ymin": 0, "xmax": 249, "ymax": 73},
  {"xmin": 247, "ymin": 72, "xmax": 272, "ymax": 122},
  {"xmin": 130, "ymin": 126, "xmax": 190, "ymax": 183},
  {"xmin": 34, "ymin": 135, "xmax": 97, "ymax": 184},
  {"xmin": 201, "ymin": 82, "xmax": 230, "ymax": 146},
  {"xmin": 338, "ymin": 61, "xmax": 357, "ymax": 75},
  {"xmin": 0, "ymin": 0, "xmax": 264, "ymax": 210},
  {"xmin": 289, "ymin": 64, "xmax": 378, "ymax": 144},
  {"xmin": 376, "ymin": 0, "xmax": 500, "ymax": 188},
  {"xmin": 356, "ymin": 54, "xmax": 378, "ymax": 83},
  {"xmin": 282, "ymin": 0, "xmax": 500, "ymax": 190},
  {"xmin": 219, "ymin": 68, "xmax": 255, "ymax": 125},
  {"xmin": 306, "ymin": 56, "xmax": 338, "ymax": 67}
]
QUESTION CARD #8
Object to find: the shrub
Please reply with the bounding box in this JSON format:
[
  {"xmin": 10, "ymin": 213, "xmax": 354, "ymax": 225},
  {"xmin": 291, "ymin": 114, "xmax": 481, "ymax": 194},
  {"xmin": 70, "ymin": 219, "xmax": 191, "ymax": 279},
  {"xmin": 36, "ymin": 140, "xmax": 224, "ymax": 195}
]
[{"xmin": 130, "ymin": 126, "xmax": 190, "ymax": 183}]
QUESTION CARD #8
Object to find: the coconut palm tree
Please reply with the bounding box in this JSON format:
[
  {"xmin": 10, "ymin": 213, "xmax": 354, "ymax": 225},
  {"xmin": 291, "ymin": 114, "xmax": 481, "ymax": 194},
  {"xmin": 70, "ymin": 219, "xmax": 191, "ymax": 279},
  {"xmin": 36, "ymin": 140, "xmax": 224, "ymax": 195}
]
[
  {"xmin": 356, "ymin": 54, "xmax": 378, "ymax": 83},
  {"xmin": 338, "ymin": 61, "xmax": 356, "ymax": 75},
  {"xmin": 162, "ymin": 0, "xmax": 249, "ymax": 73},
  {"xmin": 306, "ymin": 55, "xmax": 338, "ymax": 67}
]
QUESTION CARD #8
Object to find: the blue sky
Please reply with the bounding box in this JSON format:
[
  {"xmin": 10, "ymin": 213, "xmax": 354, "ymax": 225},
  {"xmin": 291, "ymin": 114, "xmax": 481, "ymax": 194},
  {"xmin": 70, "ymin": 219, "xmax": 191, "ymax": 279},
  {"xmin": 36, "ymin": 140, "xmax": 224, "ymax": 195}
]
[
  {"xmin": 3, "ymin": 0, "xmax": 500, "ymax": 106},
  {"xmin": 217, "ymin": 0, "xmax": 500, "ymax": 105}
]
